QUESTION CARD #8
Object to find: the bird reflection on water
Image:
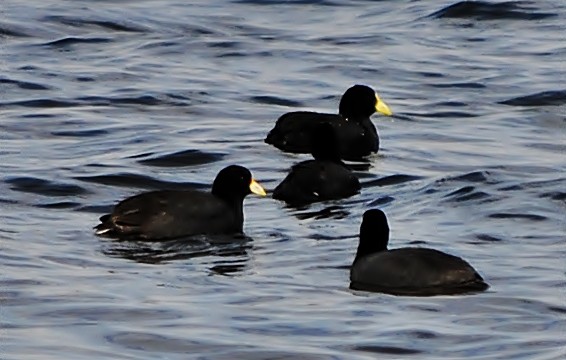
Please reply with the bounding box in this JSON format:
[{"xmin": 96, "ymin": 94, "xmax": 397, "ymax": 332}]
[{"xmin": 102, "ymin": 234, "xmax": 253, "ymax": 275}]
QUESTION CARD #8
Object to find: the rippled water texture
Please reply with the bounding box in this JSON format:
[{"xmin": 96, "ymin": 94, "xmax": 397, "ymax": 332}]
[{"xmin": 2, "ymin": 0, "xmax": 565, "ymax": 359}]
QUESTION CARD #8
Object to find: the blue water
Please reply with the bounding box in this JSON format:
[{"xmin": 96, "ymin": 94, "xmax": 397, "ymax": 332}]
[{"xmin": 2, "ymin": 0, "xmax": 565, "ymax": 359}]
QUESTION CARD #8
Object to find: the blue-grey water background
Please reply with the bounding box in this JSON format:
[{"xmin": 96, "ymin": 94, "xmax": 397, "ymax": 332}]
[{"xmin": 2, "ymin": 0, "xmax": 565, "ymax": 359}]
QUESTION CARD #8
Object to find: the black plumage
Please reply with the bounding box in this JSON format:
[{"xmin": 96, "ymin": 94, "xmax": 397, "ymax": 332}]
[
  {"xmin": 265, "ymin": 84, "xmax": 392, "ymax": 160},
  {"xmin": 273, "ymin": 123, "xmax": 361, "ymax": 206},
  {"xmin": 94, "ymin": 165, "xmax": 266, "ymax": 240},
  {"xmin": 350, "ymin": 209, "xmax": 489, "ymax": 296}
]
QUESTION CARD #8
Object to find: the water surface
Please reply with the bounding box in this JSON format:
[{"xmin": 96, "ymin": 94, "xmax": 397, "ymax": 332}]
[{"xmin": 2, "ymin": 0, "xmax": 565, "ymax": 359}]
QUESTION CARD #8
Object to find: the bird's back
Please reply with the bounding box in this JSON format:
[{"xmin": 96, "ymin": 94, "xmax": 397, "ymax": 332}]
[
  {"xmin": 273, "ymin": 160, "xmax": 360, "ymax": 205},
  {"xmin": 96, "ymin": 189, "xmax": 240, "ymax": 240},
  {"xmin": 351, "ymin": 247, "xmax": 488, "ymax": 295},
  {"xmin": 265, "ymin": 111, "xmax": 341, "ymax": 153}
]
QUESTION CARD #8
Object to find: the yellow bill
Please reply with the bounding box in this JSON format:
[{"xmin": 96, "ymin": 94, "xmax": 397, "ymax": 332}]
[
  {"xmin": 375, "ymin": 93, "xmax": 393, "ymax": 116},
  {"xmin": 249, "ymin": 179, "xmax": 267, "ymax": 196}
]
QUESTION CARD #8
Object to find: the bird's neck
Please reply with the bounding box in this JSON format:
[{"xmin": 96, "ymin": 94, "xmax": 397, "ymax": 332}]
[
  {"xmin": 353, "ymin": 227, "xmax": 389, "ymax": 263},
  {"xmin": 340, "ymin": 113, "xmax": 372, "ymax": 122},
  {"xmin": 218, "ymin": 194, "xmax": 245, "ymax": 231}
]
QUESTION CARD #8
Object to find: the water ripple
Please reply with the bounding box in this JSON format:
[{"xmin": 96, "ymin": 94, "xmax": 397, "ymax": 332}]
[
  {"xmin": 2, "ymin": 0, "xmax": 565, "ymax": 359},
  {"xmin": 351, "ymin": 345, "xmax": 422, "ymax": 355},
  {"xmin": 133, "ymin": 149, "xmax": 226, "ymax": 167},
  {"xmin": 0, "ymin": 23, "xmax": 31, "ymax": 37},
  {"xmin": 362, "ymin": 174, "xmax": 424, "ymax": 188},
  {"xmin": 41, "ymin": 36, "xmax": 113, "ymax": 47},
  {"xmin": 74, "ymin": 173, "xmax": 205, "ymax": 191},
  {"xmin": 5, "ymin": 176, "xmax": 90, "ymax": 197},
  {"xmin": 0, "ymin": 94, "xmax": 189, "ymax": 109},
  {"xmin": 43, "ymin": 15, "xmax": 147, "ymax": 33},
  {"xmin": 0, "ymin": 77, "xmax": 51, "ymax": 90},
  {"xmin": 430, "ymin": 1, "xmax": 556, "ymax": 20},
  {"xmin": 499, "ymin": 90, "xmax": 566, "ymax": 106},
  {"xmin": 487, "ymin": 213, "xmax": 548, "ymax": 221},
  {"xmin": 248, "ymin": 95, "xmax": 304, "ymax": 107}
]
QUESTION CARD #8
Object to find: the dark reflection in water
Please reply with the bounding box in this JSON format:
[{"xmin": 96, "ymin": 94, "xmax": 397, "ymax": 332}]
[
  {"xmin": 292, "ymin": 205, "xmax": 351, "ymax": 220},
  {"xmin": 102, "ymin": 234, "xmax": 253, "ymax": 272}
]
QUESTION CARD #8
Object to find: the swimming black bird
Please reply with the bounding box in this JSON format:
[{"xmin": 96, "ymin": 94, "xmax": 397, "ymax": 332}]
[
  {"xmin": 272, "ymin": 123, "xmax": 361, "ymax": 205},
  {"xmin": 350, "ymin": 209, "xmax": 489, "ymax": 296},
  {"xmin": 94, "ymin": 165, "xmax": 266, "ymax": 240},
  {"xmin": 265, "ymin": 84, "xmax": 392, "ymax": 160}
]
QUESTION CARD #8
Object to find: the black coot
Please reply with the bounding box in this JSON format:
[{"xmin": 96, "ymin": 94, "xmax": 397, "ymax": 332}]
[
  {"xmin": 273, "ymin": 123, "xmax": 361, "ymax": 206},
  {"xmin": 350, "ymin": 209, "xmax": 489, "ymax": 296},
  {"xmin": 95, "ymin": 165, "xmax": 266, "ymax": 240},
  {"xmin": 265, "ymin": 84, "xmax": 392, "ymax": 160}
]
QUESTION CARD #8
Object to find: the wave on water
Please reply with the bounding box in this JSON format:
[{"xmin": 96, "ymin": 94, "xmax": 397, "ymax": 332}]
[
  {"xmin": 232, "ymin": 0, "xmax": 341, "ymax": 6},
  {"xmin": 41, "ymin": 36, "xmax": 113, "ymax": 47},
  {"xmin": 0, "ymin": 94, "xmax": 190, "ymax": 109},
  {"xmin": 132, "ymin": 149, "xmax": 227, "ymax": 168},
  {"xmin": 499, "ymin": 90, "xmax": 566, "ymax": 106},
  {"xmin": 5, "ymin": 176, "xmax": 91, "ymax": 197},
  {"xmin": 0, "ymin": 77, "xmax": 51, "ymax": 90},
  {"xmin": 43, "ymin": 15, "xmax": 147, "ymax": 33},
  {"xmin": 0, "ymin": 23, "xmax": 31, "ymax": 37},
  {"xmin": 74, "ymin": 173, "xmax": 207, "ymax": 191},
  {"xmin": 248, "ymin": 95, "xmax": 304, "ymax": 107},
  {"xmin": 429, "ymin": 1, "xmax": 556, "ymax": 20},
  {"xmin": 2, "ymin": 0, "xmax": 565, "ymax": 359},
  {"xmin": 362, "ymin": 174, "xmax": 424, "ymax": 188}
]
